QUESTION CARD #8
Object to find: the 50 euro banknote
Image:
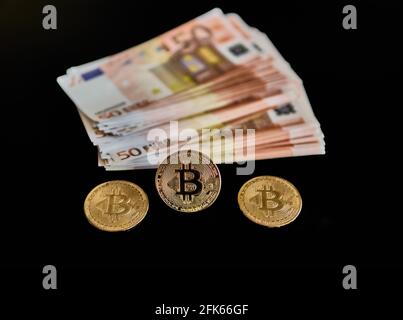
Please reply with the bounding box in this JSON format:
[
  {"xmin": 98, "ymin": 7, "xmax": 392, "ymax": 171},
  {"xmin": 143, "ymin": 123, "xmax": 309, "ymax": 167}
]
[
  {"xmin": 57, "ymin": 8, "xmax": 265, "ymax": 122},
  {"xmin": 98, "ymin": 90, "xmax": 324, "ymax": 169}
]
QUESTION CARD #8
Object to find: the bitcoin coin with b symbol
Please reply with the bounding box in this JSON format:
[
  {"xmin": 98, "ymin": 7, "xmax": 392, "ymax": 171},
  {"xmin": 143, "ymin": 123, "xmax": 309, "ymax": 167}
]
[
  {"xmin": 84, "ymin": 180, "xmax": 149, "ymax": 231},
  {"xmin": 155, "ymin": 150, "xmax": 221, "ymax": 212},
  {"xmin": 238, "ymin": 176, "xmax": 302, "ymax": 227}
]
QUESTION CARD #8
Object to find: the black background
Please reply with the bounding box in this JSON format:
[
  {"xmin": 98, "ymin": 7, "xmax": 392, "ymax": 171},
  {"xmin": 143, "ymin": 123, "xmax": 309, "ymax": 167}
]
[{"xmin": 1, "ymin": 0, "xmax": 402, "ymax": 311}]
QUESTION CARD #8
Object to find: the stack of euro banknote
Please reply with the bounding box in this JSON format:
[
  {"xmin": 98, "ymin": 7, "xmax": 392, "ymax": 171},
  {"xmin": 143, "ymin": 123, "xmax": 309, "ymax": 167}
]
[{"xmin": 57, "ymin": 8, "xmax": 325, "ymax": 170}]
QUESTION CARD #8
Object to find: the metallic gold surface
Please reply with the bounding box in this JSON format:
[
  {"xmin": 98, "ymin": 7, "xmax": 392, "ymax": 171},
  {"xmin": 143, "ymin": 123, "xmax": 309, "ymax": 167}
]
[
  {"xmin": 84, "ymin": 180, "xmax": 149, "ymax": 231},
  {"xmin": 155, "ymin": 150, "xmax": 221, "ymax": 212},
  {"xmin": 238, "ymin": 176, "xmax": 302, "ymax": 227}
]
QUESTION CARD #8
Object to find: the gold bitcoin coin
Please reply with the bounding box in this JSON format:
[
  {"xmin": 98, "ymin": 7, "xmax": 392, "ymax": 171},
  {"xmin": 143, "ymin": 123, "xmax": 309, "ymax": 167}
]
[
  {"xmin": 238, "ymin": 176, "xmax": 302, "ymax": 227},
  {"xmin": 84, "ymin": 180, "xmax": 149, "ymax": 232},
  {"xmin": 155, "ymin": 150, "xmax": 221, "ymax": 212}
]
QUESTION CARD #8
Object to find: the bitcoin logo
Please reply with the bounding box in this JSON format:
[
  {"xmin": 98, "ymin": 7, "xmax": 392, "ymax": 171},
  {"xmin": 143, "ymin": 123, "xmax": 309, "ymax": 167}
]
[
  {"xmin": 256, "ymin": 186, "xmax": 284, "ymax": 216},
  {"xmin": 175, "ymin": 164, "xmax": 203, "ymax": 202},
  {"xmin": 156, "ymin": 150, "xmax": 221, "ymax": 213},
  {"xmin": 95, "ymin": 188, "xmax": 132, "ymax": 221},
  {"xmin": 238, "ymin": 176, "xmax": 302, "ymax": 228},
  {"xmin": 84, "ymin": 180, "xmax": 149, "ymax": 232}
]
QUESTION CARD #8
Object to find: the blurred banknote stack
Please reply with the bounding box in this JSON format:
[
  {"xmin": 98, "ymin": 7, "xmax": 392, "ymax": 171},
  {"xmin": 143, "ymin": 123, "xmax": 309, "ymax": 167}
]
[{"xmin": 57, "ymin": 8, "xmax": 324, "ymax": 170}]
